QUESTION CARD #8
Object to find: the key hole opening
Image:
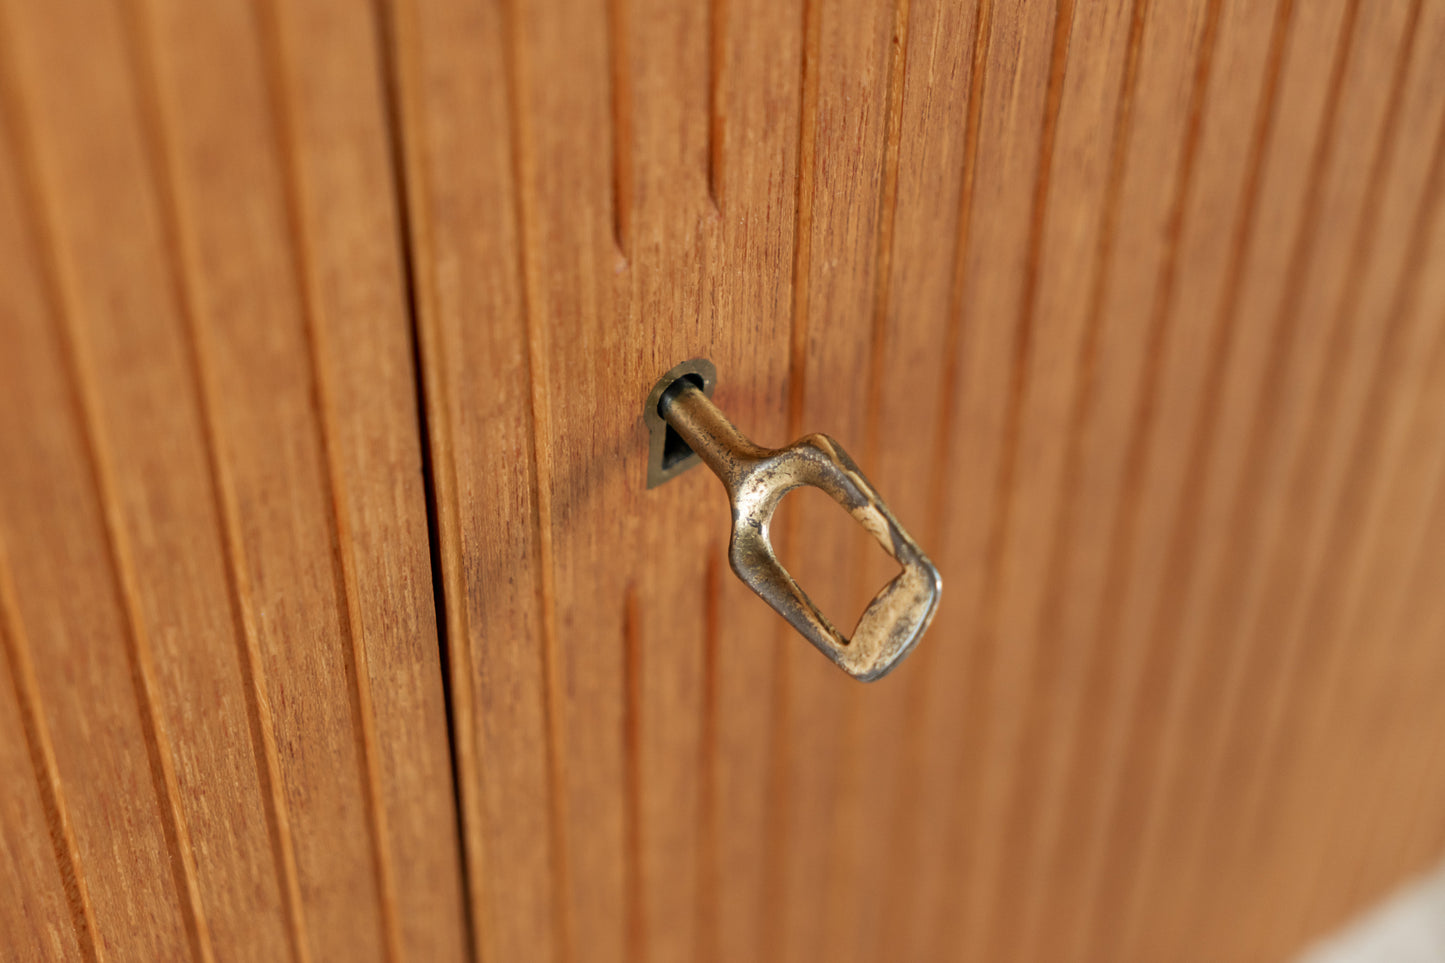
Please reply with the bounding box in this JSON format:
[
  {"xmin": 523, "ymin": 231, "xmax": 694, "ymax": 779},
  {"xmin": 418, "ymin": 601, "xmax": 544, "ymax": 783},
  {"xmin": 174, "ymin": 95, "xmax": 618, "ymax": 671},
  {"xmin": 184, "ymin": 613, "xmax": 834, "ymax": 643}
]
[
  {"xmin": 658, "ymin": 373, "xmax": 706, "ymax": 472},
  {"xmin": 644, "ymin": 358, "xmax": 716, "ymax": 489}
]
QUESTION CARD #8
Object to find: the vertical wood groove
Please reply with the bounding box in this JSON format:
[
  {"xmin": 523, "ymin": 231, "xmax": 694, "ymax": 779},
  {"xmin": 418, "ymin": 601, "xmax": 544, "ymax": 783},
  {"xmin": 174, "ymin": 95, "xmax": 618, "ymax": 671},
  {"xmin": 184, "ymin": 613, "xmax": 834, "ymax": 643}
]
[
  {"xmin": 1199, "ymin": 7, "xmax": 1445, "ymax": 947},
  {"xmin": 827, "ymin": 0, "xmax": 912, "ymax": 943},
  {"xmin": 1104, "ymin": 0, "xmax": 1302, "ymax": 952},
  {"xmin": 1290, "ymin": 276, "xmax": 1445, "ymax": 948},
  {"xmin": 621, "ymin": 586, "xmax": 646, "ymax": 963},
  {"xmin": 1011, "ymin": 1, "xmax": 1151, "ymax": 956},
  {"xmin": 0, "ymin": 23, "xmax": 215, "ymax": 958},
  {"xmin": 8, "ymin": 3, "xmax": 1445, "ymax": 961},
  {"xmin": 250, "ymin": 5, "xmax": 406, "ymax": 958},
  {"xmin": 693, "ymin": 550, "xmax": 723, "ymax": 963},
  {"xmin": 1221, "ymin": 0, "xmax": 1430, "ymax": 886},
  {"xmin": 1365, "ymin": 470, "xmax": 1445, "ymax": 890},
  {"xmin": 1063, "ymin": 0, "xmax": 1224, "ymax": 951},
  {"xmin": 759, "ymin": 0, "xmax": 820, "ymax": 951},
  {"xmin": 499, "ymin": 0, "xmax": 576, "ymax": 955},
  {"xmin": 1252, "ymin": 93, "xmax": 1445, "ymax": 913},
  {"xmin": 346, "ymin": 4, "xmax": 1445, "ymax": 961},
  {"xmin": 707, "ymin": 0, "xmax": 727, "ymax": 212},
  {"xmin": 786, "ymin": 0, "xmax": 821, "ymax": 443},
  {"xmin": 1243, "ymin": 52, "xmax": 1445, "ymax": 859},
  {"xmin": 861, "ymin": 0, "xmax": 912, "ymax": 472},
  {"xmin": 1300, "ymin": 271, "xmax": 1445, "ymax": 936},
  {"xmin": 928, "ymin": 0, "xmax": 993, "ymax": 538},
  {"xmin": 41, "ymin": 171, "xmax": 216, "ymax": 963},
  {"xmin": 898, "ymin": 0, "xmax": 990, "ymax": 944},
  {"xmin": 117, "ymin": 4, "xmax": 313, "ymax": 956},
  {"xmin": 757, "ymin": 635, "xmax": 791, "ymax": 960},
  {"xmin": 1130, "ymin": 0, "xmax": 1367, "ymax": 950},
  {"xmin": 607, "ymin": 0, "xmax": 633, "ymax": 255},
  {"xmin": 961, "ymin": 0, "xmax": 1076, "ymax": 953},
  {"xmin": 1300, "ymin": 232, "xmax": 1445, "ymax": 936},
  {"xmin": 1312, "ymin": 9, "xmax": 1437, "ymax": 380},
  {"xmin": 0, "ymin": 27, "xmax": 103, "ymax": 958},
  {"xmin": 0, "ymin": 549, "xmax": 102, "ymax": 962}
]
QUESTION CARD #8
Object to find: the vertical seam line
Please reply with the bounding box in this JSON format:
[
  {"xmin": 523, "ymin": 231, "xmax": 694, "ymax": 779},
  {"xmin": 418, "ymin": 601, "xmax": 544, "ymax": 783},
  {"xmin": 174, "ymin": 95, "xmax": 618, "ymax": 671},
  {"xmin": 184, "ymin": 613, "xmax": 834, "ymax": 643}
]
[{"xmin": 368, "ymin": 0, "xmax": 482, "ymax": 958}]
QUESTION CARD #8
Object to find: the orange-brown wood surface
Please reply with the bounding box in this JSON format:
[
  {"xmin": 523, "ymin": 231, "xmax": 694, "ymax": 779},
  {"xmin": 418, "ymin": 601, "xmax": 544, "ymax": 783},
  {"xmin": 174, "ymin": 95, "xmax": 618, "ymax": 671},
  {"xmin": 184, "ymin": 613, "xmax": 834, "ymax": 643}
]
[
  {"xmin": 4, "ymin": 0, "xmax": 1445, "ymax": 961},
  {"xmin": 0, "ymin": 0, "xmax": 465, "ymax": 960}
]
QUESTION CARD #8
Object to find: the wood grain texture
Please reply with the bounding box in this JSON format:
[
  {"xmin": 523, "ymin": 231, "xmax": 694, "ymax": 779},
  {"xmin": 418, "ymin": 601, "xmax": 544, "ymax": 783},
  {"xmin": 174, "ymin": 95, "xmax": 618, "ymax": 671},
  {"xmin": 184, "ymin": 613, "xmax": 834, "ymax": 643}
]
[
  {"xmin": 5, "ymin": 0, "xmax": 1445, "ymax": 961},
  {"xmin": 0, "ymin": 557, "xmax": 90, "ymax": 963},
  {"xmin": 0, "ymin": 0, "xmax": 465, "ymax": 959},
  {"xmin": 408, "ymin": 0, "xmax": 1444, "ymax": 960},
  {"xmin": 386, "ymin": 0, "xmax": 563, "ymax": 958},
  {"xmin": 395, "ymin": 0, "xmax": 1445, "ymax": 960},
  {"xmin": 392, "ymin": 1, "xmax": 801, "ymax": 962}
]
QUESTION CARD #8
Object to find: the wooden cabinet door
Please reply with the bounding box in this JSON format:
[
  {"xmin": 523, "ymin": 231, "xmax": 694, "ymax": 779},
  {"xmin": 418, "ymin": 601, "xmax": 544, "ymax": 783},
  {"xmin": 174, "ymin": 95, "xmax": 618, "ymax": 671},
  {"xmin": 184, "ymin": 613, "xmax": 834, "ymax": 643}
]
[
  {"xmin": 0, "ymin": 1, "xmax": 464, "ymax": 960},
  {"xmin": 4, "ymin": 0, "xmax": 1445, "ymax": 961}
]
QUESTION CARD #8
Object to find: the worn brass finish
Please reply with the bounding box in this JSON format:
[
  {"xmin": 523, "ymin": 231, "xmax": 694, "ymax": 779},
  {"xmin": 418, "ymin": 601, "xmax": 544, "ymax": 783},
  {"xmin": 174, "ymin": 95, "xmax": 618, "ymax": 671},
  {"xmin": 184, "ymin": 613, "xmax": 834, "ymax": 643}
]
[{"xmin": 655, "ymin": 375, "xmax": 941, "ymax": 681}]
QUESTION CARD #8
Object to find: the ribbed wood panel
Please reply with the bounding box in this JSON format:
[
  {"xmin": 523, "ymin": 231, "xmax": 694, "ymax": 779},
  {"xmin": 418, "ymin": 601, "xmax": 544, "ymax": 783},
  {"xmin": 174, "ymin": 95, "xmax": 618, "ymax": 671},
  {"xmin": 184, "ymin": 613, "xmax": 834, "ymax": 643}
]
[
  {"xmin": 3, "ymin": 0, "xmax": 1445, "ymax": 961},
  {"xmin": 0, "ymin": 1, "xmax": 465, "ymax": 960},
  {"xmin": 394, "ymin": 0, "xmax": 1445, "ymax": 961}
]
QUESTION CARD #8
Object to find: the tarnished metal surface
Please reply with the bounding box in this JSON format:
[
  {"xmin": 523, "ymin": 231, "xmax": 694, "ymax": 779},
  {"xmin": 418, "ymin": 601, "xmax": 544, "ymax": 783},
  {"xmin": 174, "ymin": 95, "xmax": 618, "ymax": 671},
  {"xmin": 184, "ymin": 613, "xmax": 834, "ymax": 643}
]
[{"xmin": 654, "ymin": 374, "xmax": 941, "ymax": 681}]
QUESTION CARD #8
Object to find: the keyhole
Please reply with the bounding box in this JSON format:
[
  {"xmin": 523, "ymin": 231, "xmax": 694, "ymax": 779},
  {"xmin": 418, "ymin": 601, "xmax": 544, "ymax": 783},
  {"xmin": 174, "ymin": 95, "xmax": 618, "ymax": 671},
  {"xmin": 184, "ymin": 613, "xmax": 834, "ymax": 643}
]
[
  {"xmin": 643, "ymin": 359, "xmax": 717, "ymax": 489},
  {"xmin": 658, "ymin": 374, "xmax": 706, "ymax": 472}
]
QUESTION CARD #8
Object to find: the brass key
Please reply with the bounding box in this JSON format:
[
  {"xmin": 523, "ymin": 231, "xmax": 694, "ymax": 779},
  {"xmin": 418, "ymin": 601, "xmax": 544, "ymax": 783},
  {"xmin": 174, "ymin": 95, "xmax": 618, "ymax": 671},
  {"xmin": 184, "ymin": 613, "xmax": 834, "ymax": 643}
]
[{"xmin": 644, "ymin": 359, "xmax": 941, "ymax": 681}]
